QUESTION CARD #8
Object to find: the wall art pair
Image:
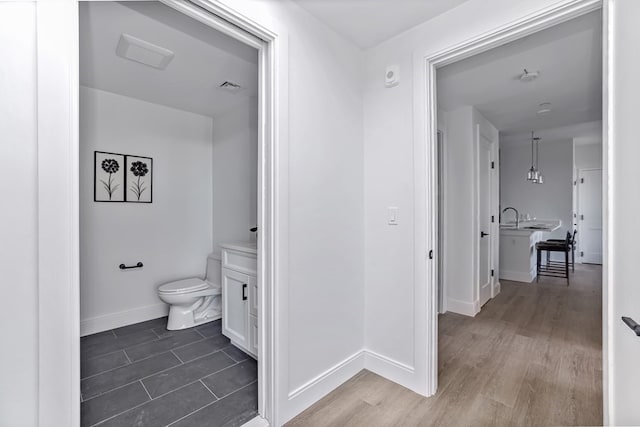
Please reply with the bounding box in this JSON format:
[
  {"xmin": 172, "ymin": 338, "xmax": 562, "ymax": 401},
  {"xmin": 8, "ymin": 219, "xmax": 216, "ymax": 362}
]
[{"xmin": 94, "ymin": 151, "xmax": 153, "ymax": 203}]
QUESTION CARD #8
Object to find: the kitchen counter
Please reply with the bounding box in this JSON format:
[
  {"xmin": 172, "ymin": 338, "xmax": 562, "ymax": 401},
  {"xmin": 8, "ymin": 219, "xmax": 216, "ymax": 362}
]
[
  {"xmin": 499, "ymin": 220, "xmax": 561, "ymax": 283},
  {"xmin": 499, "ymin": 219, "xmax": 561, "ymax": 234}
]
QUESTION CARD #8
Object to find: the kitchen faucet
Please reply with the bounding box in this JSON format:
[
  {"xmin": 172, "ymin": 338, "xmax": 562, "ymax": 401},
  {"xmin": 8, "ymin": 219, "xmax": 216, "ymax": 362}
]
[{"xmin": 502, "ymin": 207, "xmax": 519, "ymax": 229}]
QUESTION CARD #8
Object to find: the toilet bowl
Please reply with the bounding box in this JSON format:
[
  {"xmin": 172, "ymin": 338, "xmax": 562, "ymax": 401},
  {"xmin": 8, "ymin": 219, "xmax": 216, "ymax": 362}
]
[{"xmin": 157, "ymin": 256, "xmax": 222, "ymax": 330}]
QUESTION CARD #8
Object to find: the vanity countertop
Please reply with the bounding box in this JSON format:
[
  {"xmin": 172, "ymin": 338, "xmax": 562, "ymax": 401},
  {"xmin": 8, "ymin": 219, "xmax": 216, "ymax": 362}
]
[{"xmin": 220, "ymin": 241, "xmax": 257, "ymax": 254}]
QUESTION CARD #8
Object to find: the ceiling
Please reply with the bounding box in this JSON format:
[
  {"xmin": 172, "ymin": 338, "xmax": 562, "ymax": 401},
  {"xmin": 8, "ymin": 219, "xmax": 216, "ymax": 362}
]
[
  {"xmin": 80, "ymin": 1, "xmax": 258, "ymax": 118},
  {"xmin": 293, "ymin": 0, "xmax": 470, "ymax": 49},
  {"xmin": 437, "ymin": 10, "xmax": 602, "ymax": 135}
]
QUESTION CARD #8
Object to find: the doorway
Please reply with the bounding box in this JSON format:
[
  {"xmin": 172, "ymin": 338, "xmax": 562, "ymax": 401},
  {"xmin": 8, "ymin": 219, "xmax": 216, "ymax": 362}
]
[
  {"xmin": 78, "ymin": 2, "xmax": 264, "ymax": 425},
  {"xmin": 426, "ymin": 3, "xmax": 606, "ymax": 424},
  {"xmin": 35, "ymin": 0, "xmax": 279, "ymax": 424}
]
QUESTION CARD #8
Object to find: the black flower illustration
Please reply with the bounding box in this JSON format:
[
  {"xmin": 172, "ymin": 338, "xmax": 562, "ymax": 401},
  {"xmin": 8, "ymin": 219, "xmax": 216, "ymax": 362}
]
[
  {"xmin": 101, "ymin": 159, "xmax": 119, "ymax": 174},
  {"xmin": 130, "ymin": 161, "xmax": 149, "ymax": 201},
  {"xmin": 130, "ymin": 161, "xmax": 149, "ymax": 177},
  {"xmin": 99, "ymin": 158, "xmax": 120, "ymax": 200}
]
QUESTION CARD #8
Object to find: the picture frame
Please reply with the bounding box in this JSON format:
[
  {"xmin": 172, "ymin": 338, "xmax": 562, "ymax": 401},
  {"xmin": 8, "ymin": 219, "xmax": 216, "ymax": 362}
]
[
  {"xmin": 125, "ymin": 155, "xmax": 153, "ymax": 203},
  {"xmin": 94, "ymin": 151, "xmax": 126, "ymax": 202}
]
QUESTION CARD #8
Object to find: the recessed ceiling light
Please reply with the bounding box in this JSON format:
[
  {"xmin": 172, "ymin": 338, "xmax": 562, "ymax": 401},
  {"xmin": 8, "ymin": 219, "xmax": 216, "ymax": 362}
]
[
  {"xmin": 219, "ymin": 81, "xmax": 244, "ymax": 93},
  {"xmin": 520, "ymin": 69, "xmax": 540, "ymax": 82},
  {"xmin": 537, "ymin": 102, "xmax": 552, "ymax": 115},
  {"xmin": 116, "ymin": 34, "xmax": 175, "ymax": 70}
]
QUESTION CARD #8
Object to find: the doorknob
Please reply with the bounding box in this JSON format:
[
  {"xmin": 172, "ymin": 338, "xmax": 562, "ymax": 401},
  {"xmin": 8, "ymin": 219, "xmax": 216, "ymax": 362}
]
[
  {"xmin": 480, "ymin": 231, "xmax": 489, "ymax": 238},
  {"xmin": 622, "ymin": 316, "xmax": 640, "ymax": 336}
]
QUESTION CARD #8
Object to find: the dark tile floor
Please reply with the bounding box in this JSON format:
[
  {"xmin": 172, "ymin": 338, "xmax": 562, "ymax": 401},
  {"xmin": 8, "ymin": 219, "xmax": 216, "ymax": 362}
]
[{"xmin": 81, "ymin": 318, "xmax": 258, "ymax": 426}]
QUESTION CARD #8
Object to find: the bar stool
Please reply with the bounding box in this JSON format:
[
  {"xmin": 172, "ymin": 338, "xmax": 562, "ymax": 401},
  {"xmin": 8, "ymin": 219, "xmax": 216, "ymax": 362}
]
[
  {"xmin": 535, "ymin": 231, "xmax": 571, "ymax": 286},
  {"xmin": 546, "ymin": 229, "xmax": 577, "ymax": 272}
]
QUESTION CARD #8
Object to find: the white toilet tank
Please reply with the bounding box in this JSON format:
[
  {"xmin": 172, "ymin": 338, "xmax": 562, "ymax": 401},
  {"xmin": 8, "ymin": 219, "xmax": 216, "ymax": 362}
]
[{"xmin": 205, "ymin": 255, "xmax": 221, "ymax": 285}]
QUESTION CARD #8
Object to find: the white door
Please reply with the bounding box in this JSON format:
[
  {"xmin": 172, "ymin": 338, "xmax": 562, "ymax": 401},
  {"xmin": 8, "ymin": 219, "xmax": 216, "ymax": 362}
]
[
  {"xmin": 578, "ymin": 168, "xmax": 602, "ymax": 264},
  {"xmin": 222, "ymin": 268, "xmax": 249, "ymax": 349},
  {"xmin": 478, "ymin": 133, "xmax": 493, "ymax": 307}
]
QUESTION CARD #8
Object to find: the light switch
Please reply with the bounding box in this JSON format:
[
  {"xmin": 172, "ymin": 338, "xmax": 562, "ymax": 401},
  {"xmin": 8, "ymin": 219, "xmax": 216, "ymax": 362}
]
[{"xmin": 388, "ymin": 207, "xmax": 399, "ymax": 225}]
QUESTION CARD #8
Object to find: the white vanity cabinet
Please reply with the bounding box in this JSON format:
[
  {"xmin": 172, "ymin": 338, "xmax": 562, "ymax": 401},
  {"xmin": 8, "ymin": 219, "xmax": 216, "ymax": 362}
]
[{"xmin": 220, "ymin": 243, "xmax": 258, "ymax": 359}]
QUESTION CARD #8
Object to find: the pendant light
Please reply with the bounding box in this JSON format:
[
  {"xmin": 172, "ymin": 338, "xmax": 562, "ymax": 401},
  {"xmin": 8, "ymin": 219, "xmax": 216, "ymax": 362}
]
[
  {"xmin": 527, "ymin": 131, "xmax": 538, "ymax": 182},
  {"xmin": 526, "ymin": 131, "xmax": 539, "ymax": 182}
]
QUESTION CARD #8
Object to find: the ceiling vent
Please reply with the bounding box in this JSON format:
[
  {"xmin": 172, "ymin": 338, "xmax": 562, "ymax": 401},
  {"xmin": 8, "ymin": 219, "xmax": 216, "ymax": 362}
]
[
  {"xmin": 519, "ymin": 69, "xmax": 540, "ymax": 82},
  {"xmin": 537, "ymin": 102, "xmax": 552, "ymax": 115},
  {"xmin": 116, "ymin": 34, "xmax": 174, "ymax": 70},
  {"xmin": 219, "ymin": 81, "xmax": 244, "ymax": 93}
]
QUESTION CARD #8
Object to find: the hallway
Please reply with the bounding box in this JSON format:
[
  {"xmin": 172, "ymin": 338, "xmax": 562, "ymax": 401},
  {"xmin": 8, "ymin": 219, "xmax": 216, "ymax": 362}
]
[{"xmin": 287, "ymin": 264, "xmax": 602, "ymax": 426}]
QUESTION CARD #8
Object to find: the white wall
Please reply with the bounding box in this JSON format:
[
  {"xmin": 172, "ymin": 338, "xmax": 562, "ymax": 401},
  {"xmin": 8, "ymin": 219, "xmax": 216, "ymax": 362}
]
[
  {"xmin": 363, "ymin": 0, "xmax": 588, "ymax": 395},
  {"xmin": 212, "ymin": 97, "xmax": 258, "ymax": 257},
  {"xmin": 443, "ymin": 107, "xmax": 475, "ymax": 309},
  {"xmin": 574, "ymin": 142, "xmax": 602, "ymax": 169},
  {"xmin": 500, "ymin": 138, "xmax": 573, "ymax": 241},
  {"xmin": 0, "ymin": 4, "xmax": 38, "ymax": 426},
  {"xmin": 79, "ymin": 86, "xmax": 214, "ymax": 335}
]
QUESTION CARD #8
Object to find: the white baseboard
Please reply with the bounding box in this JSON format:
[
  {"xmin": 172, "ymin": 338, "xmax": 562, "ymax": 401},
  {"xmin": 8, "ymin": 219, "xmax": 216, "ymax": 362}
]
[
  {"xmin": 499, "ymin": 269, "xmax": 535, "ymax": 283},
  {"xmin": 81, "ymin": 302, "xmax": 169, "ymax": 337},
  {"xmin": 284, "ymin": 350, "xmax": 365, "ymax": 423},
  {"xmin": 363, "ymin": 350, "xmax": 419, "ymax": 392},
  {"xmin": 492, "ymin": 281, "xmax": 501, "ymax": 298},
  {"xmin": 446, "ymin": 297, "xmax": 480, "ymax": 317},
  {"xmin": 241, "ymin": 416, "xmax": 269, "ymax": 427}
]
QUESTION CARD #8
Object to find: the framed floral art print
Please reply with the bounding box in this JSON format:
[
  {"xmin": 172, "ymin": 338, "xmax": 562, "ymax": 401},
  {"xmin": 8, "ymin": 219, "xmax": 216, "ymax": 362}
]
[
  {"xmin": 94, "ymin": 151, "xmax": 125, "ymax": 202},
  {"xmin": 125, "ymin": 155, "xmax": 153, "ymax": 203}
]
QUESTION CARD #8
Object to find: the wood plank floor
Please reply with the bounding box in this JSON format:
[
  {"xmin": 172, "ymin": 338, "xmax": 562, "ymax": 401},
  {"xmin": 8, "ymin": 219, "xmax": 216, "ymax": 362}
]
[{"xmin": 287, "ymin": 264, "xmax": 602, "ymax": 426}]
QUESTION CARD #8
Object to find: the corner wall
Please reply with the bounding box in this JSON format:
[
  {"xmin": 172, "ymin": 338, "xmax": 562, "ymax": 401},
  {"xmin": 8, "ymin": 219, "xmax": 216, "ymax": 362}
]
[{"xmin": 79, "ymin": 87, "xmax": 214, "ymax": 335}]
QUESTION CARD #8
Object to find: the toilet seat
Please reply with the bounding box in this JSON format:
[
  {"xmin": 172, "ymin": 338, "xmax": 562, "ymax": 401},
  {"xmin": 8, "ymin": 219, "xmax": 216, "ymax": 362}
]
[{"xmin": 158, "ymin": 278, "xmax": 211, "ymax": 295}]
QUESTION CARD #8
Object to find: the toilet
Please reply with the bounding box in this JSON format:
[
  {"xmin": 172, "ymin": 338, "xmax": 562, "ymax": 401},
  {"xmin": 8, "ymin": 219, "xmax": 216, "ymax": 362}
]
[{"xmin": 157, "ymin": 255, "xmax": 222, "ymax": 330}]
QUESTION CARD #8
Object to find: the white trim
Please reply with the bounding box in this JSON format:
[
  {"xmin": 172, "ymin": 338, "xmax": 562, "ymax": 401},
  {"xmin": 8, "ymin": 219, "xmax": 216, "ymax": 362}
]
[
  {"xmin": 284, "ymin": 351, "xmax": 365, "ymax": 419},
  {"xmin": 492, "ymin": 281, "xmax": 501, "ymax": 298},
  {"xmin": 446, "ymin": 298, "xmax": 480, "ymax": 317},
  {"xmin": 36, "ymin": 3, "xmax": 80, "ymax": 425},
  {"xmin": 364, "ymin": 350, "xmax": 417, "ymax": 389},
  {"xmin": 602, "ymin": 2, "xmax": 612, "ymax": 422},
  {"xmin": 38, "ymin": 1, "xmax": 286, "ymax": 425},
  {"xmin": 241, "ymin": 417, "xmax": 270, "ymax": 427},
  {"xmin": 415, "ymin": 0, "xmax": 606, "ymax": 410},
  {"xmin": 80, "ymin": 303, "xmax": 169, "ymax": 337},
  {"xmin": 499, "ymin": 270, "xmax": 536, "ymax": 284}
]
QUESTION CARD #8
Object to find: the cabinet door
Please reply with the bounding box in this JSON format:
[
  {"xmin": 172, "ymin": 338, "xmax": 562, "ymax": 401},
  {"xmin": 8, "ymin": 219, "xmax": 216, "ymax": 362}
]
[
  {"xmin": 249, "ymin": 275, "xmax": 258, "ymax": 317},
  {"xmin": 222, "ymin": 268, "xmax": 249, "ymax": 349},
  {"xmin": 249, "ymin": 315, "xmax": 258, "ymax": 358}
]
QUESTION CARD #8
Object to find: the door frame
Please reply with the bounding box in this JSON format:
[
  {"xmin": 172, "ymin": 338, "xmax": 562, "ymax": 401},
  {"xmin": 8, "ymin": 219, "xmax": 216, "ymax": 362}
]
[
  {"xmin": 36, "ymin": 1, "xmax": 285, "ymax": 425},
  {"xmin": 577, "ymin": 167, "xmax": 604, "ymax": 264},
  {"xmin": 414, "ymin": 0, "xmax": 609, "ymax": 422}
]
